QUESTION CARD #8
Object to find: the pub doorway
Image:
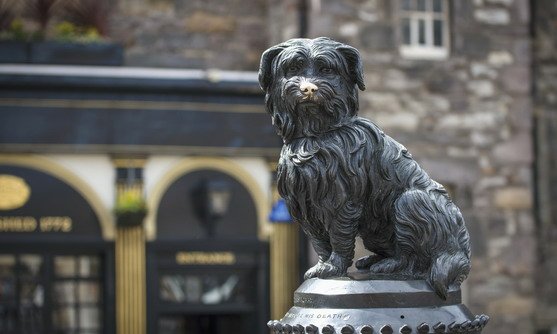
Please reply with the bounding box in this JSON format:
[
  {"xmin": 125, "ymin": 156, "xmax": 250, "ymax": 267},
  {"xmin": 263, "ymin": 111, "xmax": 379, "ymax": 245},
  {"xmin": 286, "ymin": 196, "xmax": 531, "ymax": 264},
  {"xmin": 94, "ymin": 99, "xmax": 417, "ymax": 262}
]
[
  {"xmin": 0, "ymin": 162, "xmax": 115, "ymax": 334},
  {"xmin": 147, "ymin": 166, "xmax": 269, "ymax": 334}
]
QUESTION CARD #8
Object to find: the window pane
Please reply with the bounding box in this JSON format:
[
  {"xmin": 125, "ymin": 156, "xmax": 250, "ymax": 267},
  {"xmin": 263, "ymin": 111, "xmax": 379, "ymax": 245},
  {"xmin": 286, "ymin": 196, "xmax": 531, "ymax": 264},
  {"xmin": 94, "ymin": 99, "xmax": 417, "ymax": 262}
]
[
  {"xmin": 401, "ymin": 0, "xmax": 413, "ymax": 10},
  {"xmin": 18, "ymin": 305, "xmax": 42, "ymax": 333},
  {"xmin": 54, "ymin": 282, "xmax": 76, "ymax": 304},
  {"xmin": 402, "ymin": 18, "xmax": 411, "ymax": 45},
  {"xmin": 53, "ymin": 306, "xmax": 76, "ymax": 329},
  {"xmin": 80, "ymin": 306, "xmax": 101, "ymax": 329},
  {"xmin": 20, "ymin": 255, "xmax": 42, "ymax": 277},
  {"xmin": 159, "ymin": 316, "xmax": 186, "ymax": 333},
  {"xmin": 0, "ymin": 255, "xmax": 15, "ymax": 276},
  {"xmin": 417, "ymin": 0, "xmax": 427, "ymax": 11},
  {"xmin": 78, "ymin": 282, "xmax": 100, "ymax": 303},
  {"xmin": 433, "ymin": 0, "xmax": 443, "ymax": 12},
  {"xmin": 55, "ymin": 256, "xmax": 76, "ymax": 277},
  {"xmin": 160, "ymin": 273, "xmax": 248, "ymax": 304},
  {"xmin": 433, "ymin": 19, "xmax": 443, "ymax": 46},
  {"xmin": 79, "ymin": 256, "xmax": 100, "ymax": 277},
  {"xmin": 418, "ymin": 19, "xmax": 426, "ymax": 45},
  {"xmin": 0, "ymin": 277, "xmax": 15, "ymax": 300},
  {"xmin": 20, "ymin": 281, "xmax": 43, "ymax": 306}
]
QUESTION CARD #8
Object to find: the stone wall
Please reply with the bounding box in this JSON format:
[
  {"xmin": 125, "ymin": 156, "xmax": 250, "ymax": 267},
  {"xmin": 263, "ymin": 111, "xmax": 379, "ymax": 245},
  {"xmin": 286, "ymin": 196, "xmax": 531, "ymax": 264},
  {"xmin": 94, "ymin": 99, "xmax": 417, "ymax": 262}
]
[
  {"xmin": 273, "ymin": 1, "xmax": 535, "ymax": 333},
  {"xmin": 110, "ymin": 0, "xmax": 268, "ymax": 69},
  {"xmin": 533, "ymin": 0, "xmax": 557, "ymax": 331},
  {"xmin": 106, "ymin": 0, "xmax": 545, "ymax": 332}
]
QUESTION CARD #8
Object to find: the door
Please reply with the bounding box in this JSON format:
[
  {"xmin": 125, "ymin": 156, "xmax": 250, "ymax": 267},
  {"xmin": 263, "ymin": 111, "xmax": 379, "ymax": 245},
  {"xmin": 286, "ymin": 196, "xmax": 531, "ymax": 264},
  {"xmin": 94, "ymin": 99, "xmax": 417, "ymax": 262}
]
[
  {"xmin": 148, "ymin": 168, "xmax": 269, "ymax": 334},
  {"xmin": 147, "ymin": 240, "xmax": 269, "ymax": 334},
  {"xmin": 158, "ymin": 314, "xmax": 246, "ymax": 334}
]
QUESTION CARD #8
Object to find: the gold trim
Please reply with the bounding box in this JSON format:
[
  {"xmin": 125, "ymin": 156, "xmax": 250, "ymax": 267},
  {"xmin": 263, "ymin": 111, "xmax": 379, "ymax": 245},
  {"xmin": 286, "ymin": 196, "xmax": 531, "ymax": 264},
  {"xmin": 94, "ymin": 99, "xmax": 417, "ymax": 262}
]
[
  {"xmin": 0, "ymin": 144, "xmax": 280, "ymax": 157},
  {"xmin": 112, "ymin": 158, "xmax": 147, "ymax": 168},
  {"xmin": 0, "ymin": 154, "xmax": 115, "ymax": 240},
  {"xmin": 146, "ymin": 157, "xmax": 270, "ymax": 241},
  {"xmin": 0, "ymin": 98, "xmax": 264, "ymax": 113},
  {"xmin": 267, "ymin": 161, "xmax": 279, "ymax": 173}
]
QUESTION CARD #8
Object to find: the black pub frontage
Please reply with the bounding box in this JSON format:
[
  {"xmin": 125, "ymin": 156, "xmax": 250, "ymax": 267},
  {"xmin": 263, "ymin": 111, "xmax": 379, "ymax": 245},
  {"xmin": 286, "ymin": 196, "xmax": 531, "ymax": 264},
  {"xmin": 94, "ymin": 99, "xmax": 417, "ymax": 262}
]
[{"xmin": 0, "ymin": 65, "xmax": 297, "ymax": 334}]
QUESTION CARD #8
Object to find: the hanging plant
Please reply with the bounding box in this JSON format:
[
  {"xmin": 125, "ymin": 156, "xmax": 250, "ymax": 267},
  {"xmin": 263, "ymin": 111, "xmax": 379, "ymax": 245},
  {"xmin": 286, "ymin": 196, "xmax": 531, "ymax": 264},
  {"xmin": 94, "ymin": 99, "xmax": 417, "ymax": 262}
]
[{"xmin": 114, "ymin": 189, "xmax": 148, "ymax": 227}]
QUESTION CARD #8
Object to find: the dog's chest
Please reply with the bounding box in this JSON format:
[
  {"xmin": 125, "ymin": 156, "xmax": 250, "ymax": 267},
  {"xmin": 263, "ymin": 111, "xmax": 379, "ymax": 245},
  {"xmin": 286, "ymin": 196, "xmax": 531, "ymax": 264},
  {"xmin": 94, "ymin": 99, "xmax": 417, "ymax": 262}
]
[{"xmin": 277, "ymin": 135, "xmax": 366, "ymax": 204}]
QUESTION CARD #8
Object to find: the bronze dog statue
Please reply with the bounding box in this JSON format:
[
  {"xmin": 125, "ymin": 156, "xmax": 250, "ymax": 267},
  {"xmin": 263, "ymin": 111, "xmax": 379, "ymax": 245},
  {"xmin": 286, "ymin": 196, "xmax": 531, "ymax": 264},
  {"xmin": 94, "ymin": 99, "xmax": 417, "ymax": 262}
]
[{"xmin": 259, "ymin": 37, "xmax": 471, "ymax": 299}]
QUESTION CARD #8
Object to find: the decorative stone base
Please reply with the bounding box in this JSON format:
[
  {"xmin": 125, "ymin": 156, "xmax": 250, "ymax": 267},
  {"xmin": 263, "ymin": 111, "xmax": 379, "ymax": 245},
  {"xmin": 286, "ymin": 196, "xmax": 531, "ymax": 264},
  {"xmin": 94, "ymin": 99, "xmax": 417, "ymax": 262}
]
[{"xmin": 268, "ymin": 273, "xmax": 489, "ymax": 334}]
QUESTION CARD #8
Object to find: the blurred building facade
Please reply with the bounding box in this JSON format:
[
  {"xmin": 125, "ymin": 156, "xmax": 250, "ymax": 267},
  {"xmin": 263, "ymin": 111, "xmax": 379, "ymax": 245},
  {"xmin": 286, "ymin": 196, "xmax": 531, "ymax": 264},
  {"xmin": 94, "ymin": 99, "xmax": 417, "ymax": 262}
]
[{"xmin": 1, "ymin": 0, "xmax": 556, "ymax": 334}]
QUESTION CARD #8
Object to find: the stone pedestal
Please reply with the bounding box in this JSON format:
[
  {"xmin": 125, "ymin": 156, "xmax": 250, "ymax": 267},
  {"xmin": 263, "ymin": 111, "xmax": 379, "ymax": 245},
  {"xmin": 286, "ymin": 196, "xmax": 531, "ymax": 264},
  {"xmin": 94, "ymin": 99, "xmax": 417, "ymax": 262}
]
[{"xmin": 268, "ymin": 272, "xmax": 489, "ymax": 334}]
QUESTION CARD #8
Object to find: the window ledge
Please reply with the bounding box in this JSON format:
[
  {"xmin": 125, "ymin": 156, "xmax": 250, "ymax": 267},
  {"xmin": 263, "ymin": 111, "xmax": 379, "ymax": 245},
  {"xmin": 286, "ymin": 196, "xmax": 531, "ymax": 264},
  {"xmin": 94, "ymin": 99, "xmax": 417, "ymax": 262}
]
[{"xmin": 399, "ymin": 46, "xmax": 449, "ymax": 60}]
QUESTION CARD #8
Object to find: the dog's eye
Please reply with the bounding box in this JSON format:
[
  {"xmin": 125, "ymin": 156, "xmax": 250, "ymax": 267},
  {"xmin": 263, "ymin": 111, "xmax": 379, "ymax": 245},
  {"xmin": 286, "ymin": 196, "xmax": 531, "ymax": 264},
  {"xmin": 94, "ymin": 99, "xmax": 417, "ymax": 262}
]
[
  {"xmin": 320, "ymin": 67, "xmax": 334, "ymax": 74},
  {"xmin": 288, "ymin": 65, "xmax": 301, "ymax": 73}
]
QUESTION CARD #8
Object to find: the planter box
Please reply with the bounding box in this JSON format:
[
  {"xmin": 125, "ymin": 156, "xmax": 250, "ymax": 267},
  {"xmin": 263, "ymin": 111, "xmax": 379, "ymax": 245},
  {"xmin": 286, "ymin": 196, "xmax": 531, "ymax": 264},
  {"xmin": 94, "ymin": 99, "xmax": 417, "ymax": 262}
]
[
  {"xmin": 115, "ymin": 211, "xmax": 147, "ymax": 227},
  {"xmin": 0, "ymin": 41, "xmax": 29, "ymax": 63},
  {"xmin": 30, "ymin": 41, "xmax": 124, "ymax": 66}
]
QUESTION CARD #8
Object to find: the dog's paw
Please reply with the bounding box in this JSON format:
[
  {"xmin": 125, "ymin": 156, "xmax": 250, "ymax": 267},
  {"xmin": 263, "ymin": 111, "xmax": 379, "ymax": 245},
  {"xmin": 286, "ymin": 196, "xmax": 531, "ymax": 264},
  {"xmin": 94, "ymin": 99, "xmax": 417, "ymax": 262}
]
[
  {"xmin": 355, "ymin": 254, "xmax": 383, "ymax": 269},
  {"xmin": 304, "ymin": 261, "xmax": 328, "ymax": 280},
  {"xmin": 304, "ymin": 253, "xmax": 350, "ymax": 279},
  {"xmin": 304, "ymin": 261, "xmax": 347, "ymax": 279},
  {"xmin": 316, "ymin": 262, "xmax": 345, "ymax": 279}
]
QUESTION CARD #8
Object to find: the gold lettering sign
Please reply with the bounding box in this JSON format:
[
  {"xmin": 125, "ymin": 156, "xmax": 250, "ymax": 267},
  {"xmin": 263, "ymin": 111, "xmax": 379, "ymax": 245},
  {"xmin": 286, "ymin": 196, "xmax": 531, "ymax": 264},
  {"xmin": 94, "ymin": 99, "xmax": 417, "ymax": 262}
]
[
  {"xmin": 0, "ymin": 216, "xmax": 37, "ymax": 232},
  {"xmin": 176, "ymin": 251, "xmax": 236, "ymax": 265},
  {"xmin": 40, "ymin": 216, "xmax": 72, "ymax": 232},
  {"xmin": 0, "ymin": 216, "xmax": 72, "ymax": 233},
  {"xmin": 0, "ymin": 175, "xmax": 31, "ymax": 210}
]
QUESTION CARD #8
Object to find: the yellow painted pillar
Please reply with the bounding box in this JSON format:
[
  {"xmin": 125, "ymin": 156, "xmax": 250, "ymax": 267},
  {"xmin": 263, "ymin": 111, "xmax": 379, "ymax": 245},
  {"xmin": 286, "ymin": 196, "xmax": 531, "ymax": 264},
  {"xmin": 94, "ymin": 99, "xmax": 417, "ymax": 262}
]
[
  {"xmin": 270, "ymin": 213, "xmax": 300, "ymax": 320},
  {"xmin": 116, "ymin": 224, "xmax": 146, "ymax": 334},
  {"xmin": 113, "ymin": 159, "xmax": 147, "ymax": 334}
]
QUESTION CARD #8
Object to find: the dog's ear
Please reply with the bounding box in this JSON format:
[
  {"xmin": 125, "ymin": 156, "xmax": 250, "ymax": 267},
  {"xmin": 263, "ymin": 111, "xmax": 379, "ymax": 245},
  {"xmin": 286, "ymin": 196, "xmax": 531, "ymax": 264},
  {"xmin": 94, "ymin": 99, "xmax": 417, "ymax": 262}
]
[
  {"xmin": 336, "ymin": 45, "xmax": 366, "ymax": 91},
  {"xmin": 259, "ymin": 44, "xmax": 287, "ymax": 92}
]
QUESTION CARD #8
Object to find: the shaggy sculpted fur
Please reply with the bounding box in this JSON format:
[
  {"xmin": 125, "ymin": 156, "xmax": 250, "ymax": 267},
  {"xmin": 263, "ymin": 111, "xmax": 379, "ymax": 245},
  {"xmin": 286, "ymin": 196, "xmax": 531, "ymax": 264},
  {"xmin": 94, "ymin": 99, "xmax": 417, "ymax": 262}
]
[{"xmin": 259, "ymin": 37, "xmax": 470, "ymax": 299}]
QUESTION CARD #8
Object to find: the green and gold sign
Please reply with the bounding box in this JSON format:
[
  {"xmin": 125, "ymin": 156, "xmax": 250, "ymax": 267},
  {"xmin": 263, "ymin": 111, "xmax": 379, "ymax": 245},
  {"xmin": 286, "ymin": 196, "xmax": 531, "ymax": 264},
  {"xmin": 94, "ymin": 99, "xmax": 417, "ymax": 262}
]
[
  {"xmin": 0, "ymin": 174, "xmax": 31, "ymax": 210},
  {"xmin": 0, "ymin": 216, "xmax": 72, "ymax": 233},
  {"xmin": 0, "ymin": 165, "xmax": 102, "ymax": 237}
]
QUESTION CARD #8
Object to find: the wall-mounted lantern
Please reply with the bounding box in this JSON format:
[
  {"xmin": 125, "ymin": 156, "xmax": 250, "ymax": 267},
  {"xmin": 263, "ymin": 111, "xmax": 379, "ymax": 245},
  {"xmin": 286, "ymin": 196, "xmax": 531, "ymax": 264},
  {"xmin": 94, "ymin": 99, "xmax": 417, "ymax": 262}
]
[{"xmin": 191, "ymin": 179, "xmax": 232, "ymax": 237}]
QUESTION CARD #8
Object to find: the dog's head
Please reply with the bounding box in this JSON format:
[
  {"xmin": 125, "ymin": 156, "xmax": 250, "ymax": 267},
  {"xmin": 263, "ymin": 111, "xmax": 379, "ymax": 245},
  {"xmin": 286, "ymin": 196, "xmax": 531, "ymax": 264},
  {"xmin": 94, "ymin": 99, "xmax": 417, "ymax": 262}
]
[{"xmin": 259, "ymin": 37, "xmax": 365, "ymax": 142}]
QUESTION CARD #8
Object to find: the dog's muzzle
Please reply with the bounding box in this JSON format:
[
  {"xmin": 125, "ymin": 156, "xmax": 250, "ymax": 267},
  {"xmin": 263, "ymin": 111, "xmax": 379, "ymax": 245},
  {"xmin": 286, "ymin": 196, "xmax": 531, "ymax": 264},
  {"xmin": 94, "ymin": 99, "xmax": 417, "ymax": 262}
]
[{"xmin": 300, "ymin": 81, "xmax": 318, "ymax": 99}]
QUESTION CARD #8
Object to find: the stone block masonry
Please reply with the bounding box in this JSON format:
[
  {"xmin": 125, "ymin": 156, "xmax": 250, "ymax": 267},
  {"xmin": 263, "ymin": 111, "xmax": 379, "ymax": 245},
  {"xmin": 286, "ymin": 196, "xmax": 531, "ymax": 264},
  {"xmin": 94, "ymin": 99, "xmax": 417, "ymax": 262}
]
[
  {"xmin": 110, "ymin": 0, "xmax": 269, "ymax": 69},
  {"xmin": 270, "ymin": 1, "xmax": 535, "ymax": 333}
]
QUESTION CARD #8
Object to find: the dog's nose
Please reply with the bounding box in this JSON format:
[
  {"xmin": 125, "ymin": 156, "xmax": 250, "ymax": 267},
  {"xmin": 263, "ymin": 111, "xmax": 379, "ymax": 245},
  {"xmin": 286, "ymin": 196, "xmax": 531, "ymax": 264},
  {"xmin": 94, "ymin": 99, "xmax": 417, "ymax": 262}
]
[{"xmin": 300, "ymin": 82, "xmax": 318, "ymax": 96}]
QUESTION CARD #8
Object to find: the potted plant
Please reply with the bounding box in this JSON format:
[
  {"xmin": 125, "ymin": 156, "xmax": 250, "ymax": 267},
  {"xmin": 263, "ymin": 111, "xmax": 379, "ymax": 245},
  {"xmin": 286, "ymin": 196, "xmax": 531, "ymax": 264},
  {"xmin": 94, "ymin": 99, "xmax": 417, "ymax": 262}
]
[
  {"xmin": 0, "ymin": 0, "xmax": 123, "ymax": 65},
  {"xmin": 0, "ymin": 1, "xmax": 29, "ymax": 62},
  {"xmin": 31, "ymin": 21, "xmax": 123, "ymax": 65},
  {"xmin": 114, "ymin": 189, "xmax": 147, "ymax": 227},
  {"xmin": 30, "ymin": 0, "xmax": 123, "ymax": 65}
]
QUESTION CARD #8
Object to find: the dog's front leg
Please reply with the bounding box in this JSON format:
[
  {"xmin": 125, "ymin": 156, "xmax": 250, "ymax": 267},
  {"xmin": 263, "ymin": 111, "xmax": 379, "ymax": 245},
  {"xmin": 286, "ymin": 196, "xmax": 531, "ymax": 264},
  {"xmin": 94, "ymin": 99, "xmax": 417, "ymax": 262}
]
[
  {"xmin": 302, "ymin": 225, "xmax": 333, "ymax": 280},
  {"xmin": 316, "ymin": 202, "xmax": 361, "ymax": 279}
]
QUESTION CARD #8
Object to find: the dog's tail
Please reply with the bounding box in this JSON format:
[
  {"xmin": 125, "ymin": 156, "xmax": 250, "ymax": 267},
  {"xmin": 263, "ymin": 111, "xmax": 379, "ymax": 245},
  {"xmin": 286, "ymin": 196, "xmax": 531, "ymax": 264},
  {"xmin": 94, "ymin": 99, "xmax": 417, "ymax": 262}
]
[
  {"xmin": 428, "ymin": 198, "xmax": 471, "ymax": 300},
  {"xmin": 429, "ymin": 250, "xmax": 470, "ymax": 300}
]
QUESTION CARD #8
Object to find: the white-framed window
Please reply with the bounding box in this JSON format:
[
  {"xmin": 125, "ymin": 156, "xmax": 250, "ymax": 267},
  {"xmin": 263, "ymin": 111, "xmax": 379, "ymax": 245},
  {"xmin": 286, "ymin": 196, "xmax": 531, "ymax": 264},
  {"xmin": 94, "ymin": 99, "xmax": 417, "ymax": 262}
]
[{"xmin": 398, "ymin": 0, "xmax": 450, "ymax": 60}]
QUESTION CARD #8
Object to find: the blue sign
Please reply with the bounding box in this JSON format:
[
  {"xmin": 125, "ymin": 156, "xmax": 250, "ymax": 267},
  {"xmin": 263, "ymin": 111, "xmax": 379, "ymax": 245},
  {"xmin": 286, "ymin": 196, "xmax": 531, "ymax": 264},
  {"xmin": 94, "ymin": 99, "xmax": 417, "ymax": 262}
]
[{"xmin": 268, "ymin": 199, "xmax": 292, "ymax": 223}]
